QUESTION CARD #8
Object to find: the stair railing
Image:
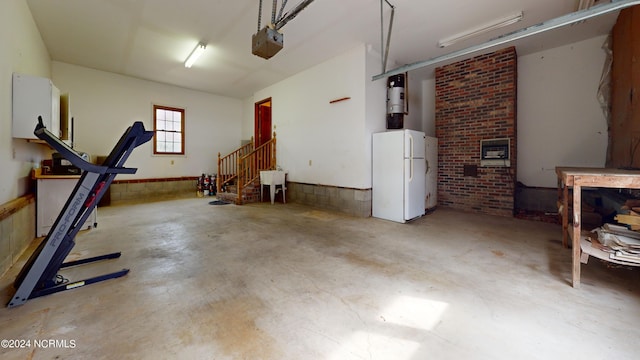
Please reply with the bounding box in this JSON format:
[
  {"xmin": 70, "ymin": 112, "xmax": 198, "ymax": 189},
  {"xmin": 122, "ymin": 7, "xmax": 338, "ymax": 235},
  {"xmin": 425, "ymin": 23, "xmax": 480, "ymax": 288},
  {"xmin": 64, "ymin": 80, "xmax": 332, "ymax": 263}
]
[
  {"xmin": 217, "ymin": 137, "xmax": 253, "ymax": 194},
  {"xmin": 236, "ymin": 132, "xmax": 277, "ymax": 204}
]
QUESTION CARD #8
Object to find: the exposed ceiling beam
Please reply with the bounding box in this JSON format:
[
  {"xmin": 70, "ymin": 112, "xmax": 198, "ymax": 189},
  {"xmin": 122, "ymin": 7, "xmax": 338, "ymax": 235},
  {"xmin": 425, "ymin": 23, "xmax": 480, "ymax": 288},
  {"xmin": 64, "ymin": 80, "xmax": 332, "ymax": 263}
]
[{"xmin": 372, "ymin": 0, "xmax": 640, "ymax": 81}]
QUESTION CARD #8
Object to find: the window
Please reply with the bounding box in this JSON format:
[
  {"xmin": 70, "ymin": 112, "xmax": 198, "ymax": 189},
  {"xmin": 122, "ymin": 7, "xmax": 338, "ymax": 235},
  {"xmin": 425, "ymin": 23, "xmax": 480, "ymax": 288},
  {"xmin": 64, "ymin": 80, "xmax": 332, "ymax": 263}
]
[{"xmin": 153, "ymin": 105, "xmax": 185, "ymax": 155}]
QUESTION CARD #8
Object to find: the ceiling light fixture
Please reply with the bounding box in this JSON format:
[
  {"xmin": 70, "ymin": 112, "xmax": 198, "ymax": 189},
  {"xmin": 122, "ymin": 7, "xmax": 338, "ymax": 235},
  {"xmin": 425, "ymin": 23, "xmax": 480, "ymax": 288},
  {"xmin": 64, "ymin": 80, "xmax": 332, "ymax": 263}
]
[
  {"xmin": 438, "ymin": 12, "xmax": 523, "ymax": 48},
  {"xmin": 184, "ymin": 42, "xmax": 206, "ymax": 68}
]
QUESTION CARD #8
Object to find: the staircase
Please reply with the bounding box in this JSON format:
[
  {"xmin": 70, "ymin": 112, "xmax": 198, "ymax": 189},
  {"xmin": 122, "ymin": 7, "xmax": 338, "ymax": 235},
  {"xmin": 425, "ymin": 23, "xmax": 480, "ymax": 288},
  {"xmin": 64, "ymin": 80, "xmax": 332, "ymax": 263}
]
[{"xmin": 217, "ymin": 133, "xmax": 277, "ymax": 204}]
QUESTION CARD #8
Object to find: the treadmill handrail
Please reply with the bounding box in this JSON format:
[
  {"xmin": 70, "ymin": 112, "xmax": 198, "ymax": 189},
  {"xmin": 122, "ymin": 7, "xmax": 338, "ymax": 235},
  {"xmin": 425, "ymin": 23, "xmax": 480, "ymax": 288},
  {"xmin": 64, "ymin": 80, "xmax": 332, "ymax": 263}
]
[{"xmin": 34, "ymin": 117, "xmax": 107, "ymax": 174}]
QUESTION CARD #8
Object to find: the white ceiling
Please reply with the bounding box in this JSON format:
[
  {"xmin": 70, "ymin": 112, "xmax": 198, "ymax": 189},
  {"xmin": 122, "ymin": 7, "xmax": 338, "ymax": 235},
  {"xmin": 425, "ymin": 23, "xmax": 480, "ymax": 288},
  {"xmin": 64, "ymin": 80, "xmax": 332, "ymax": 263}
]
[{"xmin": 26, "ymin": 0, "xmax": 619, "ymax": 99}]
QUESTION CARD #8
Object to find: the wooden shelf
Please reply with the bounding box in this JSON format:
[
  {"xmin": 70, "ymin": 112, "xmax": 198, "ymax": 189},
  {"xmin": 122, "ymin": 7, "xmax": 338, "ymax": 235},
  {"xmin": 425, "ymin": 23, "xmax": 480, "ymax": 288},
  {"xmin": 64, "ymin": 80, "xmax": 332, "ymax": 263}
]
[
  {"xmin": 557, "ymin": 166, "xmax": 640, "ymax": 287},
  {"xmin": 568, "ymin": 229, "xmax": 640, "ymax": 267},
  {"xmin": 31, "ymin": 168, "xmax": 81, "ymax": 180}
]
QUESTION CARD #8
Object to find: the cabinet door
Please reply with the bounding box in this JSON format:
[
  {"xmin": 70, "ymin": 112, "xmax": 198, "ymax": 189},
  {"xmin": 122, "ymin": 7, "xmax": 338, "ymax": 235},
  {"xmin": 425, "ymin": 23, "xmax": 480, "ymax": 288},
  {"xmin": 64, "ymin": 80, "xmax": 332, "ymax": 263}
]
[
  {"xmin": 37, "ymin": 179, "xmax": 96, "ymax": 237},
  {"xmin": 12, "ymin": 73, "xmax": 61, "ymax": 139},
  {"xmin": 60, "ymin": 93, "xmax": 72, "ymax": 146}
]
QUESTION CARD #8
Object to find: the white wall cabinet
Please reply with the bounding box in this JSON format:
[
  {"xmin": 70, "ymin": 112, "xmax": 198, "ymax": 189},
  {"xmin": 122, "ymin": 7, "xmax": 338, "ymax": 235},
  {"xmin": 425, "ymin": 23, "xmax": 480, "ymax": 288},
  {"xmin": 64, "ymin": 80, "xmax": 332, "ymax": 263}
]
[
  {"xmin": 59, "ymin": 93, "xmax": 72, "ymax": 147},
  {"xmin": 12, "ymin": 73, "xmax": 61, "ymax": 139},
  {"xmin": 36, "ymin": 177, "xmax": 96, "ymax": 237}
]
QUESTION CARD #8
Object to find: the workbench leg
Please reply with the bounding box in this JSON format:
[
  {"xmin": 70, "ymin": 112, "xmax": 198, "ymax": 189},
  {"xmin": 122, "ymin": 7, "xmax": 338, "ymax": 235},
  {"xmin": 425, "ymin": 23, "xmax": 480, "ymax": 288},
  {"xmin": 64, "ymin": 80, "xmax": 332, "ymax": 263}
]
[{"xmin": 572, "ymin": 184, "xmax": 581, "ymax": 288}]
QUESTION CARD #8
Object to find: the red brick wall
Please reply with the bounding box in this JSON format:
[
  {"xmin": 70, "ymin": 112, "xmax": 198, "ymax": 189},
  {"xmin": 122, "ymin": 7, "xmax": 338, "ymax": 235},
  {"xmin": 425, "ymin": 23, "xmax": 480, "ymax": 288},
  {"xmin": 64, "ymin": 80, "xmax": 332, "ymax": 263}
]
[{"xmin": 435, "ymin": 47, "xmax": 517, "ymax": 217}]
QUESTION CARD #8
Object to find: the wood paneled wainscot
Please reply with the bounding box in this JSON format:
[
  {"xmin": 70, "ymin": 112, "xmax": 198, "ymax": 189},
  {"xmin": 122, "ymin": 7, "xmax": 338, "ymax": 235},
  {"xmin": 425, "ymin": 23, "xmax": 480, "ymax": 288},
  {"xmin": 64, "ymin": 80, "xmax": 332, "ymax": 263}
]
[{"xmin": 556, "ymin": 167, "xmax": 640, "ymax": 288}]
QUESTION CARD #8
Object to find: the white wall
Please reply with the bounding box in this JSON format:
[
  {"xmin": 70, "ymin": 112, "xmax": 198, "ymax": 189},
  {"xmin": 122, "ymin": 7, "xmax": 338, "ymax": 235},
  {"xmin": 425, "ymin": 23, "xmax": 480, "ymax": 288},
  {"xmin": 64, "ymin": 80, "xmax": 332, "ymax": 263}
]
[
  {"xmin": 414, "ymin": 36, "xmax": 609, "ymax": 189},
  {"xmin": 241, "ymin": 97, "xmax": 255, "ymax": 141},
  {"xmin": 420, "ymin": 78, "xmax": 436, "ymax": 137},
  {"xmin": 248, "ymin": 33, "xmax": 608, "ymax": 192},
  {"xmin": 0, "ymin": 0, "xmax": 52, "ymax": 204},
  {"xmin": 518, "ymin": 35, "xmax": 609, "ymax": 188},
  {"xmin": 365, "ymin": 46, "xmax": 389, "ymax": 187},
  {"xmin": 52, "ymin": 62, "xmax": 243, "ymax": 179},
  {"xmin": 250, "ymin": 44, "xmax": 383, "ymax": 189},
  {"xmin": 402, "ymin": 72, "xmax": 424, "ymax": 132},
  {"xmin": 242, "ymin": 43, "xmax": 435, "ymax": 190}
]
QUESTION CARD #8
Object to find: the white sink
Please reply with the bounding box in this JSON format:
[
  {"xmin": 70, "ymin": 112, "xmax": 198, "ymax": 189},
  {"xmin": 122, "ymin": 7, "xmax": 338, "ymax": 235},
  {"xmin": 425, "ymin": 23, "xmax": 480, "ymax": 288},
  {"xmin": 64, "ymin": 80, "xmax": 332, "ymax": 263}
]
[{"xmin": 260, "ymin": 170, "xmax": 286, "ymax": 204}]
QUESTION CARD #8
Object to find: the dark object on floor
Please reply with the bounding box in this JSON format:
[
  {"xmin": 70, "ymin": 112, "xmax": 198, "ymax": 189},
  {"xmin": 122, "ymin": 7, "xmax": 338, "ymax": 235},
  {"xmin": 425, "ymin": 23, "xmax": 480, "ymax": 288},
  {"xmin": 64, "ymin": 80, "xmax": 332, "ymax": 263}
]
[{"xmin": 209, "ymin": 200, "xmax": 229, "ymax": 205}]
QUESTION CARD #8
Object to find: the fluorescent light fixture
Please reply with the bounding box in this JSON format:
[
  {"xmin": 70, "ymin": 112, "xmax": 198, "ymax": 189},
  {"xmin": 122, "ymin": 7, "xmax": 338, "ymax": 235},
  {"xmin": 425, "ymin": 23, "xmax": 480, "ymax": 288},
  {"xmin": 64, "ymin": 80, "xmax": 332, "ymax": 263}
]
[
  {"xmin": 184, "ymin": 42, "xmax": 206, "ymax": 68},
  {"xmin": 438, "ymin": 12, "xmax": 523, "ymax": 48}
]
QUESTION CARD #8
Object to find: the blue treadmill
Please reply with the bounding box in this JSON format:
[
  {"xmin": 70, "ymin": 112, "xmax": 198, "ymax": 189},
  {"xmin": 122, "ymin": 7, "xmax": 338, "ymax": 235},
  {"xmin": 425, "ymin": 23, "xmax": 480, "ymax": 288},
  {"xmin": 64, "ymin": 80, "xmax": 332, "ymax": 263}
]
[{"xmin": 7, "ymin": 117, "xmax": 153, "ymax": 308}]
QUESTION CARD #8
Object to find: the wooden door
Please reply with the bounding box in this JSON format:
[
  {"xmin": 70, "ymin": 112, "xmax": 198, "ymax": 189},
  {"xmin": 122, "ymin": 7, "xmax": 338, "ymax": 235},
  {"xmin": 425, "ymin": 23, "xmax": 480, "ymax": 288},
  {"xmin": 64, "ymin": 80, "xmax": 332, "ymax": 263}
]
[
  {"xmin": 609, "ymin": 6, "xmax": 640, "ymax": 168},
  {"xmin": 255, "ymin": 98, "xmax": 272, "ymax": 147}
]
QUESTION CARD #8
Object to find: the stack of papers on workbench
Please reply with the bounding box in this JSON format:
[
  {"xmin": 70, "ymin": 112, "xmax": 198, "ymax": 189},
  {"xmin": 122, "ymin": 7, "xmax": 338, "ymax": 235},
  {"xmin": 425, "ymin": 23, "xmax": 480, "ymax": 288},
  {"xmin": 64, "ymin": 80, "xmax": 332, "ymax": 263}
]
[{"xmin": 592, "ymin": 224, "xmax": 640, "ymax": 264}]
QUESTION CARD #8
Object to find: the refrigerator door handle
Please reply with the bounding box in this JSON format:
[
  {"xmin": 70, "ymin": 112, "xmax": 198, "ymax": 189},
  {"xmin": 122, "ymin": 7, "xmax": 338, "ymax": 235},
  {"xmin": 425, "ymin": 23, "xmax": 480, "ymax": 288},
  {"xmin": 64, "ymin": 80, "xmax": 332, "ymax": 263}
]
[
  {"xmin": 407, "ymin": 133, "xmax": 414, "ymax": 181},
  {"xmin": 408, "ymin": 133, "xmax": 414, "ymax": 159},
  {"xmin": 412, "ymin": 160, "xmax": 415, "ymax": 181},
  {"xmin": 409, "ymin": 158, "xmax": 414, "ymax": 182}
]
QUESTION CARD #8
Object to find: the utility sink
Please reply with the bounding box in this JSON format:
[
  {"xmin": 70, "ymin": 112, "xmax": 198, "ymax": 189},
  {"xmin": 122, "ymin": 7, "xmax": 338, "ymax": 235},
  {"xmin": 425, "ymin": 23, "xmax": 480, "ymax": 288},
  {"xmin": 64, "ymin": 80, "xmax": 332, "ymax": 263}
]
[{"xmin": 260, "ymin": 170, "xmax": 286, "ymax": 204}]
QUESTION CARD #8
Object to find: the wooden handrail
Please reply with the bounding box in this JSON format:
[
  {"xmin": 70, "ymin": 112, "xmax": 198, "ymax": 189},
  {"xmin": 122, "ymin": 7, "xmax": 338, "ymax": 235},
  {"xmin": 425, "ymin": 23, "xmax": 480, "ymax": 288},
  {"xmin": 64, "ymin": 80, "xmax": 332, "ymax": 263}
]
[
  {"xmin": 237, "ymin": 133, "xmax": 277, "ymax": 204},
  {"xmin": 217, "ymin": 137, "xmax": 253, "ymax": 193},
  {"xmin": 216, "ymin": 133, "xmax": 278, "ymax": 204},
  {"xmin": 0, "ymin": 194, "xmax": 35, "ymax": 222}
]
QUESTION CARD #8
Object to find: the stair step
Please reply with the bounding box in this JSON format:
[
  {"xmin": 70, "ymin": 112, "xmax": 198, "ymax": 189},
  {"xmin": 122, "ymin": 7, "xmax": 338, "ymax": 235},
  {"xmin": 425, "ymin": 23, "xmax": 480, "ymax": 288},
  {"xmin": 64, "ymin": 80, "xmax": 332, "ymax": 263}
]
[{"xmin": 216, "ymin": 178, "xmax": 263, "ymax": 205}]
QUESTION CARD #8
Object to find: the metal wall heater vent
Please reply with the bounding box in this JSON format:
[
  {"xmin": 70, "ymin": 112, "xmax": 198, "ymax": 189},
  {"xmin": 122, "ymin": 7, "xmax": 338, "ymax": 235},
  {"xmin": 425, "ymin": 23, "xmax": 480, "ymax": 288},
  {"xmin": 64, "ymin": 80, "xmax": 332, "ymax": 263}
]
[{"xmin": 480, "ymin": 138, "xmax": 510, "ymax": 167}]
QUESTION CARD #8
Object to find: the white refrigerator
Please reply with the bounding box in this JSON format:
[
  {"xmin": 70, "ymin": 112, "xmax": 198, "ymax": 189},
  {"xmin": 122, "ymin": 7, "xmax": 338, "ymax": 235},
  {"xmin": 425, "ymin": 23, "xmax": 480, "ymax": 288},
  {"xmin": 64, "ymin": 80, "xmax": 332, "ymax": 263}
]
[
  {"xmin": 372, "ymin": 129, "xmax": 426, "ymax": 223},
  {"xmin": 425, "ymin": 136, "xmax": 438, "ymax": 210}
]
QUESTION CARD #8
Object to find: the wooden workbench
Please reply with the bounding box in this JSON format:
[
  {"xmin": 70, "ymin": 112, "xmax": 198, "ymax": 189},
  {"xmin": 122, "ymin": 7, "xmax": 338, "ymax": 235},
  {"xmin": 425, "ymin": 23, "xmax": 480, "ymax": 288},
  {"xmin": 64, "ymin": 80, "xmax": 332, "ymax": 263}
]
[{"xmin": 556, "ymin": 166, "xmax": 640, "ymax": 288}]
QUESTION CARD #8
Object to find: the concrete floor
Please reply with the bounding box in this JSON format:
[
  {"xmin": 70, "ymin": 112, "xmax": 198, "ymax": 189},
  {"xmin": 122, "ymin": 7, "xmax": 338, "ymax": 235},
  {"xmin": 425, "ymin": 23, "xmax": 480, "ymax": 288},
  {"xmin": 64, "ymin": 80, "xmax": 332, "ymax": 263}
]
[{"xmin": 1, "ymin": 198, "xmax": 639, "ymax": 360}]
